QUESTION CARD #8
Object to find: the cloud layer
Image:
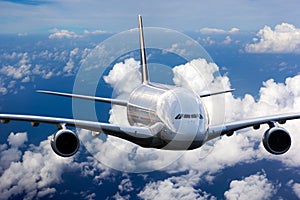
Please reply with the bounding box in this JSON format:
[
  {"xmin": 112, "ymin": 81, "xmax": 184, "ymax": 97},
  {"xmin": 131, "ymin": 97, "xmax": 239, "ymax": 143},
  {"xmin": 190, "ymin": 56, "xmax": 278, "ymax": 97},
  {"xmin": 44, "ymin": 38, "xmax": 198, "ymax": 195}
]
[
  {"xmin": 1, "ymin": 53, "xmax": 300, "ymax": 198},
  {"xmin": 0, "ymin": 41, "xmax": 92, "ymax": 95},
  {"xmin": 200, "ymin": 27, "xmax": 239, "ymax": 35},
  {"xmin": 49, "ymin": 29, "xmax": 108, "ymax": 39}
]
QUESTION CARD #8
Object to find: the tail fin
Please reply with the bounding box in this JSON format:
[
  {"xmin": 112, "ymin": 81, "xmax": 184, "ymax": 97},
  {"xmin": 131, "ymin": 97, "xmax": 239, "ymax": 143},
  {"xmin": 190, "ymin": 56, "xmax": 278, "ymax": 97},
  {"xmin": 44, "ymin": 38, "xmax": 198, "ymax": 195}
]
[{"xmin": 138, "ymin": 15, "xmax": 149, "ymax": 85}]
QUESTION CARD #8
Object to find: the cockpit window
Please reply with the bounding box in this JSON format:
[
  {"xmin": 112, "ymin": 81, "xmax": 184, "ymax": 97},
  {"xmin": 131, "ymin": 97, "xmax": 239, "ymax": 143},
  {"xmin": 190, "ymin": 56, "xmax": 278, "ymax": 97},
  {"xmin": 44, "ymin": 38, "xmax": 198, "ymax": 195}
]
[
  {"xmin": 175, "ymin": 113, "xmax": 203, "ymax": 119},
  {"xmin": 175, "ymin": 114, "xmax": 183, "ymax": 119}
]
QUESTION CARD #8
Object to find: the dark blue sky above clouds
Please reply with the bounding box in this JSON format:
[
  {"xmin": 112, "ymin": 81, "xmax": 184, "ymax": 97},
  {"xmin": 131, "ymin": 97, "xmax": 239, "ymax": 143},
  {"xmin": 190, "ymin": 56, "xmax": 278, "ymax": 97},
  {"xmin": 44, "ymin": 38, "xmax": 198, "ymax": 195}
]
[
  {"xmin": 1, "ymin": 0, "xmax": 51, "ymax": 5},
  {"xmin": 0, "ymin": 0, "xmax": 300, "ymax": 33}
]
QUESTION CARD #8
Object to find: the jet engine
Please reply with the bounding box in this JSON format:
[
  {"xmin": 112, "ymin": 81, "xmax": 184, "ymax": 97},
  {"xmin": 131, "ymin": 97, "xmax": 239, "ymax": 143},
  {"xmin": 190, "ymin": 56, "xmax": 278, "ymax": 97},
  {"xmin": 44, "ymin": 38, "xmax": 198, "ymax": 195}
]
[
  {"xmin": 262, "ymin": 126, "xmax": 291, "ymax": 155},
  {"xmin": 50, "ymin": 129, "xmax": 80, "ymax": 157}
]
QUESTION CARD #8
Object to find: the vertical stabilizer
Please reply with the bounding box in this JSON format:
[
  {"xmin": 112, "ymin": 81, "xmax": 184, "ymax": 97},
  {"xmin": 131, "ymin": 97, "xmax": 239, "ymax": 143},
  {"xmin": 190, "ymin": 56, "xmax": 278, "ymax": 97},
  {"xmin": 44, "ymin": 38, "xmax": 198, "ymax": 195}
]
[{"xmin": 138, "ymin": 15, "xmax": 149, "ymax": 84}]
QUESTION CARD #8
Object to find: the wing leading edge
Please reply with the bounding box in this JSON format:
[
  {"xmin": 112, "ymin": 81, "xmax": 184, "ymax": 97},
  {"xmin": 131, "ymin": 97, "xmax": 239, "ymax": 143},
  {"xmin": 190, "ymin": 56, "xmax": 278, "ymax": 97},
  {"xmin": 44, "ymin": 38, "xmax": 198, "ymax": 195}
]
[
  {"xmin": 207, "ymin": 113, "xmax": 300, "ymax": 141},
  {"xmin": 0, "ymin": 114, "xmax": 164, "ymax": 148},
  {"xmin": 37, "ymin": 90, "xmax": 128, "ymax": 106}
]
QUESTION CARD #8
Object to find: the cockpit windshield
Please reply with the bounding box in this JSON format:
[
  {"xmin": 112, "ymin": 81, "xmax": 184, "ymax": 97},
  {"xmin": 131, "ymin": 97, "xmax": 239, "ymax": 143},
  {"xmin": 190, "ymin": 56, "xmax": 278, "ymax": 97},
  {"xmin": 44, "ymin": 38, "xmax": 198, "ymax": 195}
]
[{"xmin": 175, "ymin": 114, "xmax": 203, "ymax": 119}]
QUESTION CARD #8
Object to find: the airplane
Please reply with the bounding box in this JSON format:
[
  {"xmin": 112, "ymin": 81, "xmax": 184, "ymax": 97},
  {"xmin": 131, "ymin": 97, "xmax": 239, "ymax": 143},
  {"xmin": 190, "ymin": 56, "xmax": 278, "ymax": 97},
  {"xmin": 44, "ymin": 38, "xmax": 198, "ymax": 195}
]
[{"xmin": 0, "ymin": 15, "xmax": 299, "ymax": 158}]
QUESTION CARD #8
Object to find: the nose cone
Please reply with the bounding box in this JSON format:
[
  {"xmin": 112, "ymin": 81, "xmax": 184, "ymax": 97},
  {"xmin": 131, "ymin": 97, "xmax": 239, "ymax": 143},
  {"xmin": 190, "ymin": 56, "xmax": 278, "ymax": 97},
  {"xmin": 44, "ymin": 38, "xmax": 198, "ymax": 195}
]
[{"xmin": 157, "ymin": 88, "xmax": 207, "ymax": 142}]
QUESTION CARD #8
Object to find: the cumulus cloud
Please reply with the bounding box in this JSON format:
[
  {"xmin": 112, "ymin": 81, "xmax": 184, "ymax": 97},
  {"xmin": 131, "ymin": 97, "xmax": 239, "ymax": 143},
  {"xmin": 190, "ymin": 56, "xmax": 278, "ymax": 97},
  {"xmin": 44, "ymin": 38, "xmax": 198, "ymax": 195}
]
[
  {"xmin": 49, "ymin": 28, "xmax": 81, "ymax": 39},
  {"xmin": 49, "ymin": 29, "xmax": 108, "ymax": 39},
  {"xmin": 138, "ymin": 171, "xmax": 215, "ymax": 200},
  {"xmin": 104, "ymin": 58, "xmax": 141, "ymax": 95},
  {"xmin": 63, "ymin": 48, "xmax": 80, "ymax": 76},
  {"xmin": 200, "ymin": 27, "xmax": 239, "ymax": 35},
  {"xmin": 199, "ymin": 36, "xmax": 216, "ymax": 45},
  {"xmin": 83, "ymin": 30, "xmax": 108, "ymax": 35},
  {"xmin": 0, "ymin": 52, "xmax": 31, "ymax": 80},
  {"xmin": 0, "ymin": 133, "xmax": 84, "ymax": 199},
  {"xmin": 0, "ymin": 80, "xmax": 8, "ymax": 95},
  {"xmin": 245, "ymin": 23, "xmax": 300, "ymax": 53},
  {"xmin": 224, "ymin": 172, "xmax": 277, "ymax": 200},
  {"xmin": 292, "ymin": 182, "xmax": 300, "ymax": 198},
  {"xmin": 7, "ymin": 132, "xmax": 28, "ymax": 148},
  {"xmin": 222, "ymin": 36, "xmax": 232, "ymax": 44}
]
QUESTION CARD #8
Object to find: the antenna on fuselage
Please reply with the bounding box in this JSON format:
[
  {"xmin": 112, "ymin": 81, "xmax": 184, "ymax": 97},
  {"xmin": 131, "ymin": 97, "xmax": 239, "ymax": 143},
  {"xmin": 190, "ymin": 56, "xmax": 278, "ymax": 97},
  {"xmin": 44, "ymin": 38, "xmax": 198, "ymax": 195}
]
[{"xmin": 138, "ymin": 15, "xmax": 150, "ymax": 85}]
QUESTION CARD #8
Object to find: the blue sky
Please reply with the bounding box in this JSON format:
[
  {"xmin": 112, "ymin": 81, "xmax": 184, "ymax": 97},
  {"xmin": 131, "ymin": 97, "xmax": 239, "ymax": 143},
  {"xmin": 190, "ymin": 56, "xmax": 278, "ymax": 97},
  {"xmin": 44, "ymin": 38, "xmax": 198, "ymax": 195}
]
[{"xmin": 0, "ymin": 0, "xmax": 299, "ymax": 33}]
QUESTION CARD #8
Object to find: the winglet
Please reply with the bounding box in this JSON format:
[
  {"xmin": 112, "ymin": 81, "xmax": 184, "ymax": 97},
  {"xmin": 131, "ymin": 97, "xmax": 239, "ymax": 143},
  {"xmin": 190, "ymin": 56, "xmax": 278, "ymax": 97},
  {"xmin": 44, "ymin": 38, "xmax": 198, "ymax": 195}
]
[{"xmin": 138, "ymin": 15, "xmax": 150, "ymax": 85}]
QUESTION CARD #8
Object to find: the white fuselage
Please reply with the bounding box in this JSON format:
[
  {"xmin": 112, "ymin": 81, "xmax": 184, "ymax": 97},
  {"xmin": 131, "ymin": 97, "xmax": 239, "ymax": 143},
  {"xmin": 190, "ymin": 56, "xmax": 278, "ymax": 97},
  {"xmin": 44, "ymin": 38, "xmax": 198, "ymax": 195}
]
[{"xmin": 127, "ymin": 84, "xmax": 209, "ymax": 150}]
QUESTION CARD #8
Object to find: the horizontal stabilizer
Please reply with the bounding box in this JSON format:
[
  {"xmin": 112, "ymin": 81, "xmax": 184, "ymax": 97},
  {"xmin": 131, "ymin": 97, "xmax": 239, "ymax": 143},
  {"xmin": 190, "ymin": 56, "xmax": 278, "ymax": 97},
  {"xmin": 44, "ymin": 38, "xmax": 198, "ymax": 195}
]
[
  {"xmin": 37, "ymin": 90, "xmax": 128, "ymax": 106},
  {"xmin": 199, "ymin": 89, "xmax": 235, "ymax": 98}
]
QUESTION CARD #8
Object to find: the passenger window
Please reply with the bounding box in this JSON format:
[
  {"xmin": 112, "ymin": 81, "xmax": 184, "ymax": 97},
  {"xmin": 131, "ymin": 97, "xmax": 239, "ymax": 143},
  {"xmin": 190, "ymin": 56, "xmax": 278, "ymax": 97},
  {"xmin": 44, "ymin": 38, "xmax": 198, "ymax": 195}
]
[{"xmin": 183, "ymin": 114, "xmax": 190, "ymax": 118}]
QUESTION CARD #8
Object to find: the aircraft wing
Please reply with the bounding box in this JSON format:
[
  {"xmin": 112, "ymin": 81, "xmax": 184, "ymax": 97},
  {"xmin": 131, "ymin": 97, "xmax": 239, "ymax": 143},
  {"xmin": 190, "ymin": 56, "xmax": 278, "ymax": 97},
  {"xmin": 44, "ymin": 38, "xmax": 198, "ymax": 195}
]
[
  {"xmin": 207, "ymin": 113, "xmax": 300, "ymax": 141},
  {"xmin": 0, "ymin": 114, "xmax": 162, "ymax": 141},
  {"xmin": 37, "ymin": 90, "xmax": 128, "ymax": 106}
]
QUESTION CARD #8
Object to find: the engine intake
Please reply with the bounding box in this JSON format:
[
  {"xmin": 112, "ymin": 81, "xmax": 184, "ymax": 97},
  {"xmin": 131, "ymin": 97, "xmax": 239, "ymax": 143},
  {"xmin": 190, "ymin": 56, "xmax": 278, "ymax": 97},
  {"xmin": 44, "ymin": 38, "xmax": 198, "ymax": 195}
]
[
  {"xmin": 262, "ymin": 126, "xmax": 291, "ymax": 155},
  {"xmin": 50, "ymin": 129, "xmax": 80, "ymax": 157}
]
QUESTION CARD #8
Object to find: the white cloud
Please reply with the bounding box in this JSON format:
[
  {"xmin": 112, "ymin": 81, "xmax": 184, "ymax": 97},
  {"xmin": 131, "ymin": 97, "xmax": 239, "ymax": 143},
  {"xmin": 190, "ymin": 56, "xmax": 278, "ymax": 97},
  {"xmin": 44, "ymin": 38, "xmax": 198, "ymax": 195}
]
[
  {"xmin": 49, "ymin": 29, "xmax": 108, "ymax": 39},
  {"xmin": 138, "ymin": 171, "xmax": 215, "ymax": 200},
  {"xmin": 292, "ymin": 182, "xmax": 300, "ymax": 198},
  {"xmin": 49, "ymin": 28, "xmax": 81, "ymax": 39},
  {"xmin": 162, "ymin": 43, "xmax": 187, "ymax": 56},
  {"xmin": 245, "ymin": 23, "xmax": 300, "ymax": 53},
  {"xmin": 104, "ymin": 58, "xmax": 141, "ymax": 95},
  {"xmin": 63, "ymin": 59, "xmax": 75, "ymax": 75},
  {"xmin": 0, "ymin": 133, "xmax": 84, "ymax": 199},
  {"xmin": 21, "ymin": 76, "xmax": 30, "ymax": 83},
  {"xmin": 224, "ymin": 172, "xmax": 277, "ymax": 200},
  {"xmin": 0, "ymin": 80, "xmax": 8, "ymax": 95},
  {"xmin": 7, "ymin": 132, "xmax": 28, "ymax": 148},
  {"xmin": 0, "ymin": 53, "xmax": 31, "ymax": 80},
  {"xmin": 118, "ymin": 177, "xmax": 134, "ymax": 193},
  {"xmin": 32, "ymin": 64, "xmax": 55, "ymax": 79},
  {"xmin": 222, "ymin": 36, "xmax": 232, "ymax": 44},
  {"xmin": 83, "ymin": 30, "xmax": 108, "ymax": 35},
  {"xmin": 63, "ymin": 48, "xmax": 79, "ymax": 76},
  {"xmin": 112, "ymin": 192, "xmax": 130, "ymax": 200},
  {"xmin": 200, "ymin": 27, "xmax": 239, "ymax": 35},
  {"xmin": 200, "ymin": 36, "xmax": 216, "ymax": 45}
]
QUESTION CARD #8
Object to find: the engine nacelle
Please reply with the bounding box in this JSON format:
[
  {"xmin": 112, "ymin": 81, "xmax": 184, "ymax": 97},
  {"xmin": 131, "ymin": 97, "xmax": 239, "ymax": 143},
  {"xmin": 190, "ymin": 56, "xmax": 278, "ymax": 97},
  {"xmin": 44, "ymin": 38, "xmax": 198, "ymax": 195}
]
[
  {"xmin": 262, "ymin": 126, "xmax": 291, "ymax": 155},
  {"xmin": 50, "ymin": 129, "xmax": 80, "ymax": 157}
]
